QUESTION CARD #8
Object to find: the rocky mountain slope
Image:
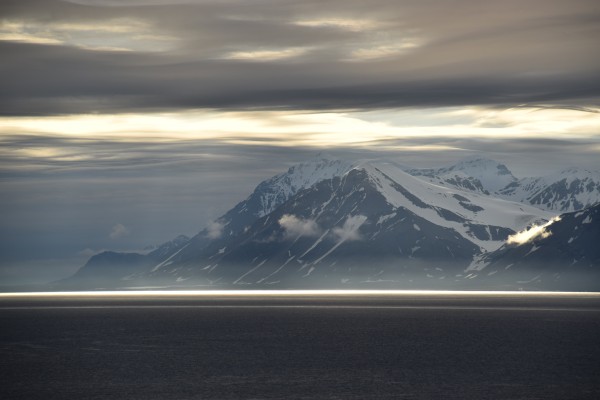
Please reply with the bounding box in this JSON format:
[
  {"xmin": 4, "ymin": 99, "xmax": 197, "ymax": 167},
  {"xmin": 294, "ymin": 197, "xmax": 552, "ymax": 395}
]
[
  {"xmin": 62, "ymin": 235, "xmax": 190, "ymax": 287},
  {"xmin": 466, "ymin": 204, "xmax": 600, "ymax": 291},
  {"xmin": 406, "ymin": 156, "xmax": 517, "ymax": 195},
  {"xmin": 498, "ymin": 168, "xmax": 600, "ymax": 212},
  {"xmin": 64, "ymin": 156, "xmax": 599, "ymax": 290},
  {"xmin": 143, "ymin": 162, "xmax": 549, "ymax": 288}
]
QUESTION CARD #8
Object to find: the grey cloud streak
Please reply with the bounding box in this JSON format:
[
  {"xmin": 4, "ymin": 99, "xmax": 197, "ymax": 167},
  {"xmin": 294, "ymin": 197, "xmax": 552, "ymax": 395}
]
[{"xmin": 1, "ymin": 0, "xmax": 599, "ymax": 115}]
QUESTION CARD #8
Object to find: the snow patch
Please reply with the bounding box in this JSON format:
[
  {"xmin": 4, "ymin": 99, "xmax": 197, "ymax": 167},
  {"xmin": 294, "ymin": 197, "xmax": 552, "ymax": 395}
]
[
  {"xmin": 233, "ymin": 259, "xmax": 267, "ymax": 284},
  {"xmin": 358, "ymin": 162, "xmax": 553, "ymax": 252},
  {"xmin": 517, "ymin": 274, "xmax": 542, "ymax": 284},
  {"xmin": 257, "ymin": 256, "xmax": 295, "ymax": 283},
  {"xmin": 312, "ymin": 216, "xmax": 367, "ymax": 265},
  {"xmin": 300, "ymin": 229, "xmax": 330, "ymax": 258},
  {"xmin": 377, "ymin": 213, "xmax": 396, "ymax": 225},
  {"xmin": 466, "ymin": 253, "xmax": 489, "ymax": 271},
  {"xmin": 525, "ymin": 245, "xmax": 540, "ymax": 256},
  {"xmin": 151, "ymin": 243, "xmax": 190, "ymax": 272}
]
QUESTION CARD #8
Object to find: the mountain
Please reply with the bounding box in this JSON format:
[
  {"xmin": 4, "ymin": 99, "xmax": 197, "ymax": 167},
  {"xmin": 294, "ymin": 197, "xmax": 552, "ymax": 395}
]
[
  {"xmin": 406, "ymin": 157, "xmax": 600, "ymax": 212},
  {"xmin": 466, "ymin": 204, "xmax": 600, "ymax": 290},
  {"xmin": 64, "ymin": 155, "xmax": 599, "ymax": 290},
  {"xmin": 405, "ymin": 156, "xmax": 517, "ymax": 195},
  {"xmin": 144, "ymin": 161, "xmax": 550, "ymax": 288},
  {"xmin": 174, "ymin": 156, "xmax": 356, "ymax": 261},
  {"xmin": 499, "ymin": 168, "xmax": 600, "ymax": 212},
  {"xmin": 61, "ymin": 235, "xmax": 190, "ymax": 288}
]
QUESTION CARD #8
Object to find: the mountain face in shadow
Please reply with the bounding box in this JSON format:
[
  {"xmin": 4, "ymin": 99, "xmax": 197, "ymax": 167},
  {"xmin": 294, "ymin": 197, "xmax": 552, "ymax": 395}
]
[
  {"xmin": 64, "ymin": 156, "xmax": 600, "ymax": 291},
  {"xmin": 468, "ymin": 204, "xmax": 600, "ymax": 291}
]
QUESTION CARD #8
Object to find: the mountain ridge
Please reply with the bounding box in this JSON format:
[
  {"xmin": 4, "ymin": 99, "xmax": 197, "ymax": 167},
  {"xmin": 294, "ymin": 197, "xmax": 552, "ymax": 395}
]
[
  {"xmin": 467, "ymin": 203, "xmax": 600, "ymax": 291},
  {"xmin": 63, "ymin": 155, "xmax": 599, "ymax": 290}
]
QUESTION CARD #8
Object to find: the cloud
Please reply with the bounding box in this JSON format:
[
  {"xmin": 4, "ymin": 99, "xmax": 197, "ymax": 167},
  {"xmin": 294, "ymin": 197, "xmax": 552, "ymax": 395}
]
[
  {"xmin": 279, "ymin": 214, "xmax": 321, "ymax": 239},
  {"xmin": 332, "ymin": 215, "xmax": 367, "ymax": 242},
  {"xmin": 222, "ymin": 47, "xmax": 311, "ymax": 61},
  {"xmin": 0, "ymin": 0, "xmax": 598, "ymax": 115},
  {"xmin": 206, "ymin": 221, "xmax": 225, "ymax": 239},
  {"xmin": 1, "ymin": 0, "xmax": 599, "ymax": 285},
  {"xmin": 506, "ymin": 216, "xmax": 561, "ymax": 245},
  {"xmin": 78, "ymin": 248, "xmax": 98, "ymax": 257},
  {"xmin": 109, "ymin": 223, "xmax": 130, "ymax": 239}
]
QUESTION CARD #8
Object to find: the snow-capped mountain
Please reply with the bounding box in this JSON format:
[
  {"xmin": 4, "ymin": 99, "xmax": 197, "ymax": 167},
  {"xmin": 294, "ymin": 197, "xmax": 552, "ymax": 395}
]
[
  {"xmin": 406, "ymin": 156, "xmax": 517, "ymax": 195},
  {"xmin": 357, "ymin": 161, "xmax": 551, "ymax": 251},
  {"xmin": 144, "ymin": 161, "xmax": 551, "ymax": 288},
  {"xmin": 467, "ymin": 204, "xmax": 600, "ymax": 291},
  {"xmin": 199, "ymin": 156, "xmax": 355, "ymax": 241},
  {"xmin": 144, "ymin": 156, "xmax": 357, "ymax": 271},
  {"xmin": 406, "ymin": 157, "xmax": 600, "ymax": 211},
  {"xmin": 65, "ymin": 155, "xmax": 599, "ymax": 290},
  {"xmin": 251, "ymin": 156, "xmax": 356, "ymax": 218},
  {"xmin": 499, "ymin": 168, "xmax": 600, "ymax": 212}
]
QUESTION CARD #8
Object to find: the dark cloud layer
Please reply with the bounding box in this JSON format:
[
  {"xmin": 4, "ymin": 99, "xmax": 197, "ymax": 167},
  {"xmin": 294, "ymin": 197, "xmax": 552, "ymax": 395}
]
[{"xmin": 1, "ymin": 0, "xmax": 599, "ymax": 115}]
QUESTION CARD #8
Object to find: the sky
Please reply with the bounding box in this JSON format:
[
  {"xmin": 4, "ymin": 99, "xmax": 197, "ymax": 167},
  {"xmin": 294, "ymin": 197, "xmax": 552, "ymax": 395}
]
[{"xmin": 1, "ymin": 0, "xmax": 599, "ymax": 284}]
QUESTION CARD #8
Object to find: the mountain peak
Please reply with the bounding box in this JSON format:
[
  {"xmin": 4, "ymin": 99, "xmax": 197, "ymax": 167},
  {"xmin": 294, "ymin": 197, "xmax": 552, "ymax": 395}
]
[
  {"xmin": 556, "ymin": 166, "xmax": 599, "ymax": 178},
  {"xmin": 312, "ymin": 151, "xmax": 339, "ymax": 161},
  {"xmin": 446, "ymin": 156, "xmax": 516, "ymax": 192},
  {"xmin": 405, "ymin": 156, "xmax": 517, "ymax": 194},
  {"xmin": 454, "ymin": 155, "xmax": 500, "ymax": 165},
  {"xmin": 451, "ymin": 155, "xmax": 512, "ymax": 173},
  {"xmin": 67, "ymin": 155, "xmax": 597, "ymax": 291},
  {"xmin": 499, "ymin": 167, "xmax": 600, "ymax": 212}
]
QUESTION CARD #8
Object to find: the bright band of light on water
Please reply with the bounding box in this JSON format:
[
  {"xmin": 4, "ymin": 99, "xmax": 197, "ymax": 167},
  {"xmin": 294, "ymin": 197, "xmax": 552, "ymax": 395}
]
[{"xmin": 1, "ymin": 290, "xmax": 599, "ymax": 298}]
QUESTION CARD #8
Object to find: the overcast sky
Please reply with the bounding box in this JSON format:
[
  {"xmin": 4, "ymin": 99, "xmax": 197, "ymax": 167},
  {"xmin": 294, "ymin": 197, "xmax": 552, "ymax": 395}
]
[{"xmin": 1, "ymin": 0, "xmax": 599, "ymax": 284}]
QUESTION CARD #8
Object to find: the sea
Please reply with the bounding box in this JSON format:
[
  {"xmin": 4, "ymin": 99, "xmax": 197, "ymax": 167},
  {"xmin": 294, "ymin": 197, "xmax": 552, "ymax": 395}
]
[{"xmin": 1, "ymin": 291, "xmax": 599, "ymax": 399}]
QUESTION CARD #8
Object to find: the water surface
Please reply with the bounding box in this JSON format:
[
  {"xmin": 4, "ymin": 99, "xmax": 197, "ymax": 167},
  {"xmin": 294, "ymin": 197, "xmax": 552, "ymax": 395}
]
[{"xmin": 1, "ymin": 292, "xmax": 599, "ymax": 399}]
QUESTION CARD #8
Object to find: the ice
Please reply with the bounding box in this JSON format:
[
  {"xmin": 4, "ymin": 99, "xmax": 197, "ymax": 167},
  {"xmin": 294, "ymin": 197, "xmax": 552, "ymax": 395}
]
[
  {"xmin": 233, "ymin": 259, "xmax": 267, "ymax": 284},
  {"xmin": 358, "ymin": 162, "xmax": 554, "ymax": 252},
  {"xmin": 151, "ymin": 243, "xmax": 190, "ymax": 272},
  {"xmin": 517, "ymin": 274, "xmax": 542, "ymax": 284},
  {"xmin": 499, "ymin": 167, "xmax": 600, "ymax": 212},
  {"xmin": 525, "ymin": 245, "xmax": 540, "ymax": 256},
  {"xmin": 257, "ymin": 256, "xmax": 295, "ymax": 283},
  {"xmin": 300, "ymin": 230, "xmax": 330, "ymax": 258}
]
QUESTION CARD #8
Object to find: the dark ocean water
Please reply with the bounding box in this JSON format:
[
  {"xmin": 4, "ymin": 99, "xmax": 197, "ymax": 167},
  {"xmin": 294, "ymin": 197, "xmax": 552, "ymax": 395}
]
[{"xmin": 1, "ymin": 294, "xmax": 599, "ymax": 399}]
